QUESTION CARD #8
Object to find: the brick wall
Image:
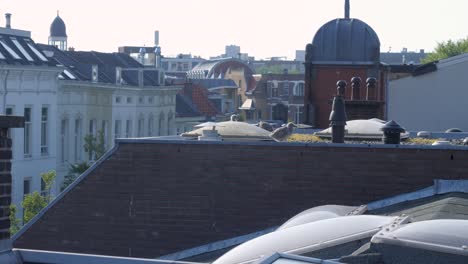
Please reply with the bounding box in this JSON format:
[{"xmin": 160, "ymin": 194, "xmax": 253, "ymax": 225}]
[
  {"xmin": 14, "ymin": 141, "xmax": 468, "ymax": 258},
  {"xmin": 306, "ymin": 66, "xmax": 387, "ymax": 128}
]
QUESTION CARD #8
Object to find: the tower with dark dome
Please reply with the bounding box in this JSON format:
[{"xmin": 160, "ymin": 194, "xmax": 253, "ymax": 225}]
[
  {"xmin": 48, "ymin": 11, "xmax": 67, "ymax": 51},
  {"xmin": 304, "ymin": 0, "xmax": 386, "ymax": 128}
]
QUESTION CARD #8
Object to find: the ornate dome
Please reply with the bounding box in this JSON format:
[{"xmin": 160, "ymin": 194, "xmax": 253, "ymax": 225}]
[
  {"xmin": 50, "ymin": 15, "xmax": 67, "ymax": 37},
  {"xmin": 309, "ymin": 18, "xmax": 380, "ymax": 63}
]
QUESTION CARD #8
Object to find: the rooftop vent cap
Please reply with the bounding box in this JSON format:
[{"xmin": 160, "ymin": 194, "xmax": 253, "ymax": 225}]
[{"xmin": 463, "ymin": 137, "xmax": 468, "ymax": 145}]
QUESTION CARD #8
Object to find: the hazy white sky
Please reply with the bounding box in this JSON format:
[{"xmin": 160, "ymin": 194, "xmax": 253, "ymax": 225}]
[{"xmin": 3, "ymin": 0, "xmax": 468, "ymax": 59}]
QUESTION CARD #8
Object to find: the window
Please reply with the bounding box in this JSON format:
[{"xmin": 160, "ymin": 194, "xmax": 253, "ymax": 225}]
[
  {"xmin": 148, "ymin": 116, "xmax": 154, "ymax": 136},
  {"xmin": 148, "ymin": 97, "xmax": 154, "ymax": 104},
  {"xmin": 24, "ymin": 107, "xmax": 32, "ymax": 157},
  {"xmin": 0, "ymin": 39, "xmax": 21, "ymax": 59},
  {"xmin": 294, "ymin": 82, "xmax": 305, "ymax": 96},
  {"xmin": 40, "ymin": 106, "xmax": 49, "ymax": 155},
  {"xmin": 138, "ymin": 118, "xmax": 144, "ymax": 137},
  {"xmin": 115, "ymin": 96, "xmax": 121, "ymax": 103},
  {"xmin": 41, "ymin": 178, "xmax": 47, "ymax": 196},
  {"xmin": 74, "ymin": 119, "xmax": 82, "ymax": 161},
  {"xmin": 167, "ymin": 114, "xmax": 173, "ymax": 135},
  {"xmin": 61, "ymin": 119, "xmax": 69, "ymax": 162},
  {"xmin": 138, "ymin": 96, "xmax": 144, "ymax": 104},
  {"xmin": 11, "ymin": 37, "xmax": 34, "ymax": 61},
  {"xmin": 89, "ymin": 119, "xmax": 97, "ymax": 137},
  {"xmin": 26, "ymin": 42, "xmax": 48, "ymax": 62},
  {"xmin": 183, "ymin": 63, "xmax": 189, "ymax": 71},
  {"xmin": 283, "ymin": 82, "xmax": 290, "ymax": 96},
  {"xmin": 102, "ymin": 120, "xmax": 108, "ymax": 148},
  {"xmin": 271, "ymin": 87, "xmax": 278, "ymax": 97},
  {"xmin": 114, "ymin": 120, "xmax": 122, "ymax": 139},
  {"xmin": 158, "ymin": 115, "xmax": 164, "ymax": 136},
  {"xmin": 23, "ymin": 178, "xmax": 31, "ymax": 197},
  {"xmin": 125, "ymin": 120, "xmax": 132, "ymax": 138},
  {"xmin": 126, "ymin": 97, "xmax": 132, "ymax": 104},
  {"xmin": 257, "ymin": 110, "xmax": 262, "ymax": 120},
  {"xmin": 295, "ymin": 106, "xmax": 304, "ymax": 124},
  {"xmin": 6, "ymin": 106, "xmax": 13, "ymax": 138}
]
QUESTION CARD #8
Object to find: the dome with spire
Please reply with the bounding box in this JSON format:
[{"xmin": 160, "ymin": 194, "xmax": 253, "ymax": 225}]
[
  {"xmin": 307, "ymin": 0, "xmax": 380, "ymax": 63},
  {"xmin": 50, "ymin": 12, "xmax": 67, "ymax": 38}
]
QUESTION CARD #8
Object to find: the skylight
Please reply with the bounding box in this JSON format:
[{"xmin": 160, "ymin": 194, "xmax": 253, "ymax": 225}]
[
  {"xmin": 11, "ymin": 38, "xmax": 34, "ymax": 61},
  {"xmin": 0, "ymin": 39, "xmax": 21, "ymax": 59},
  {"xmin": 26, "ymin": 42, "xmax": 48, "ymax": 62},
  {"xmin": 63, "ymin": 70, "xmax": 76, "ymax": 80}
]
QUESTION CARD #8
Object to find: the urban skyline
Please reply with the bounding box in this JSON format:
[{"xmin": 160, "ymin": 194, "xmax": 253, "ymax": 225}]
[{"xmin": 4, "ymin": 0, "xmax": 468, "ymax": 59}]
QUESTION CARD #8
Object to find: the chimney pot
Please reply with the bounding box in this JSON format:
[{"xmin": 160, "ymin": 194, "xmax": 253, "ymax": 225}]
[{"xmin": 5, "ymin": 13, "xmax": 11, "ymax": 29}]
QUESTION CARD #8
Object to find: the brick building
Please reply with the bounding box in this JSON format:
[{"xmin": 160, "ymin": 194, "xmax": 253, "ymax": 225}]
[
  {"xmin": 304, "ymin": 0, "xmax": 386, "ymax": 128},
  {"xmin": 13, "ymin": 139, "xmax": 468, "ymax": 258},
  {"xmin": 242, "ymin": 74, "xmax": 304, "ymax": 123}
]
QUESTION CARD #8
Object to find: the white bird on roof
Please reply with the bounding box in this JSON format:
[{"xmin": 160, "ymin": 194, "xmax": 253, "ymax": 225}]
[
  {"xmin": 230, "ymin": 114, "xmax": 240, "ymax": 121},
  {"xmin": 258, "ymin": 121, "xmax": 273, "ymax": 132},
  {"xmin": 269, "ymin": 122, "xmax": 297, "ymax": 142}
]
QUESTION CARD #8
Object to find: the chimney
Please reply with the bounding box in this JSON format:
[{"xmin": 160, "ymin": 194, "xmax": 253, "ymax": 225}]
[
  {"xmin": 344, "ymin": 0, "xmax": 350, "ymax": 19},
  {"xmin": 138, "ymin": 69, "xmax": 144, "ymax": 87},
  {"xmin": 0, "ymin": 115, "xmax": 24, "ymax": 249},
  {"xmin": 329, "ymin": 80, "xmax": 347, "ymax": 143},
  {"xmin": 5, "ymin": 13, "xmax": 11, "ymax": 29},
  {"xmin": 154, "ymin": 31, "xmax": 159, "ymax": 46}
]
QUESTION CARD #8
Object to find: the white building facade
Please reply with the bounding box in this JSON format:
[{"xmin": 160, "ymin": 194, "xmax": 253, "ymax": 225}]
[{"xmin": 387, "ymin": 53, "xmax": 468, "ymax": 132}]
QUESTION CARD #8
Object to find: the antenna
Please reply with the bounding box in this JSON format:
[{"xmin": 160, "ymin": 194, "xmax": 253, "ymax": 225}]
[{"xmin": 345, "ymin": 0, "xmax": 350, "ymax": 19}]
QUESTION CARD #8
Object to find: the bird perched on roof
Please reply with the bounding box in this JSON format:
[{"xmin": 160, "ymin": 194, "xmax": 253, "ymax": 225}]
[
  {"xmin": 258, "ymin": 121, "xmax": 274, "ymax": 132},
  {"xmin": 269, "ymin": 122, "xmax": 297, "ymax": 142},
  {"xmin": 230, "ymin": 114, "xmax": 240, "ymax": 121}
]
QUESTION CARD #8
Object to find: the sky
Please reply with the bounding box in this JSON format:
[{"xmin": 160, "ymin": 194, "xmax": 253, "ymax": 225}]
[{"xmin": 3, "ymin": 0, "xmax": 468, "ymax": 59}]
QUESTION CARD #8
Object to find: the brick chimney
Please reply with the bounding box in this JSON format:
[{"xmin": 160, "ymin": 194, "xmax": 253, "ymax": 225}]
[{"xmin": 0, "ymin": 115, "xmax": 24, "ymax": 250}]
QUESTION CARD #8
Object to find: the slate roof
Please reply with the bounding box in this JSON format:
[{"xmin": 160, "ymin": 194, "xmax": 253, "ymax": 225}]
[
  {"xmin": 380, "ymin": 52, "xmax": 428, "ymax": 65},
  {"xmin": 50, "ymin": 15, "xmax": 67, "ymax": 37},
  {"xmin": 0, "ymin": 33, "xmax": 55, "ymax": 66},
  {"xmin": 310, "ymin": 18, "xmax": 380, "ymax": 63},
  {"xmin": 176, "ymin": 94, "xmax": 203, "ymax": 118},
  {"xmin": 38, "ymin": 44, "xmax": 162, "ymax": 86}
]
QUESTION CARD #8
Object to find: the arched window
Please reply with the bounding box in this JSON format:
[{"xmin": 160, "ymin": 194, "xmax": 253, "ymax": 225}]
[{"xmin": 158, "ymin": 112, "xmax": 165, "ymax": 136}]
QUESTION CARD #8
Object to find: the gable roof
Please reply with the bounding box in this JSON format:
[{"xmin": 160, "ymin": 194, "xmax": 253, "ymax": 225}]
[{"xmin": 176, "ymin": 94, "xmax": 203, "ymax": 118}]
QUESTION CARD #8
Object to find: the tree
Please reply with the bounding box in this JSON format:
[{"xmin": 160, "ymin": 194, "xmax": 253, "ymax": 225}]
[
  {"xmin": 22, "ymin": 191, "xmax": 48, "ymax": 224},
  {"xmin": 84, "ymin": 129, "xmax": 105, "ymax": 161},
  {"xmin": 421, "ymin": 37, "xmax": 468, "ymax": 63},
  {"xmin": 61, "ymin": 161, "xmax": 90, "ymax": 191},
  {"xmin": 9, "ymin": 204, "xmax": 21, "ymax": 235},
  {"xmin": 10, "ymin": 170, "xmax": 57, "ymax": 235}
]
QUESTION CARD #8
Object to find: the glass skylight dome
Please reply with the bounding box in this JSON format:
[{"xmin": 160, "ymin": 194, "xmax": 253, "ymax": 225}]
[{"xmin": 213, "ymin": 215, "xmax": 397, "ymax": 264}]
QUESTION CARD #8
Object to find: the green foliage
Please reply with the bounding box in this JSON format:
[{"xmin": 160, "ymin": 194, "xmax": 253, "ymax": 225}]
[
  {"xmin": 61, "ymin": 161, "xmax": 90, "ymax": 191},
  {"xmin": 255, "ymin": 65, "xmax": 301, "ymax": 74},
  {"xmin": 40, "ymin": 170, "xmax": 56, "ymax": 203},
  {"xmin": 10, "ymin": 170, "xmax": 57, "ymax": 231},
  {"xmin": 421, "ymin": 37, "xmax": 468, "ymax": 63},
  {"xmin": 84, "ymin": 129, "xmax": 106, "ymax": 161},
  {"xmin": 9, "ymin": 205, "xmax": 21, "ymax": 236},
  {"xmin": 22, "ymin": 191, "xmax": 47, "ymax": 224}
]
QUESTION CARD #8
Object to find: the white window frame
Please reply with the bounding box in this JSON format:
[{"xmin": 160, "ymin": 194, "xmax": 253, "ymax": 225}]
[
  {"xmin": 61, "ymin": 119, "xmax": 69, "ymax": 163},
  {"xmin": 125, "ymin": 120, "xmax": 132, "ymax": 138},
  {"xmin": 114, "ymin": 120, "xmax": 122, "ymax": 139},
  {"xmin": 74, "ymin": 118, "xmax": 82, "ymax": 161},
  {"xmin": 24, "ymin": 106, "xmax": 32, "ymax": 158},
  {"xmin": 40, "ymin": 106, "xmax": 49, "ymax": 156}
]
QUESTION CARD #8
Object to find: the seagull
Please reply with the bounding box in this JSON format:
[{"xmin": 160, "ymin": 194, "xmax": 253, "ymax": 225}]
[
  {"xmin": 269, "ymin": 122, "xmax": 297, "ymax": 142},
  {"xmin": 258, "ymin": 121, "xmax": 274, "ymax": 132},
  {"xmin": 230, "ymin": 114, "xmax": 240, "ymax": 121}
]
